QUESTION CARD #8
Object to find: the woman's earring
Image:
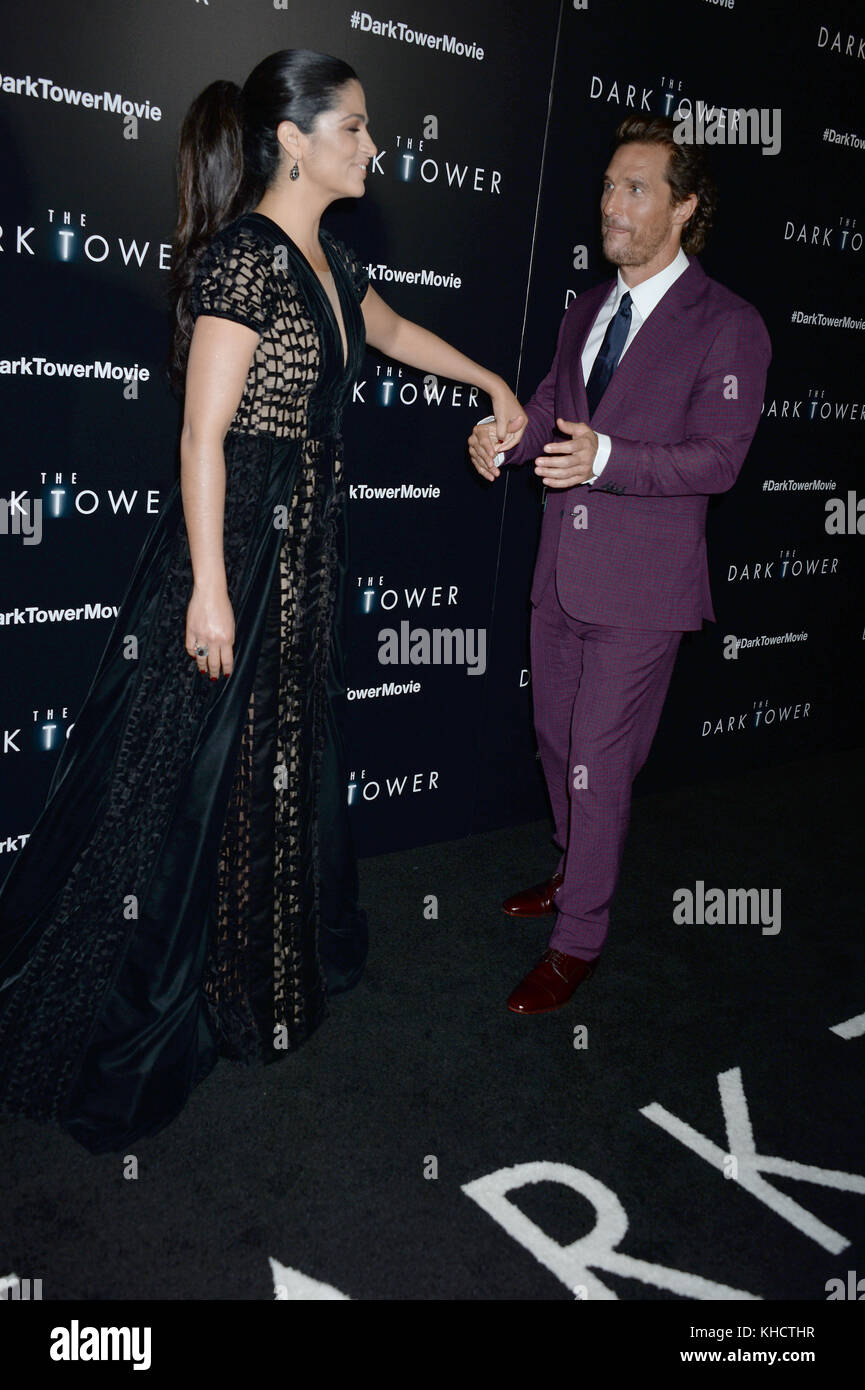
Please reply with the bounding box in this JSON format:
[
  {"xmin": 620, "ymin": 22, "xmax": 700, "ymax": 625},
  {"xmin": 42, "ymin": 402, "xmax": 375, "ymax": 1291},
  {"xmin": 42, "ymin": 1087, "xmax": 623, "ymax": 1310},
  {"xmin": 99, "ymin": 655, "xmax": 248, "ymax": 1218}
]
[{"xmin": 289, "ymin": 161, "xmax": 300, "ymax": 181}]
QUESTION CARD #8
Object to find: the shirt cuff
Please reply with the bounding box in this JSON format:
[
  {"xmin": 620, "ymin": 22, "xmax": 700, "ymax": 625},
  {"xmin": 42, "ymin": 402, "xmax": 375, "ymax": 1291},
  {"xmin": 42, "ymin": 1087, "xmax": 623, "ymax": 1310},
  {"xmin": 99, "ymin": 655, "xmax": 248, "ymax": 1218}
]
[{"xmin": 586, "ymin": 431, "xmax": 611, "ymax": 484}]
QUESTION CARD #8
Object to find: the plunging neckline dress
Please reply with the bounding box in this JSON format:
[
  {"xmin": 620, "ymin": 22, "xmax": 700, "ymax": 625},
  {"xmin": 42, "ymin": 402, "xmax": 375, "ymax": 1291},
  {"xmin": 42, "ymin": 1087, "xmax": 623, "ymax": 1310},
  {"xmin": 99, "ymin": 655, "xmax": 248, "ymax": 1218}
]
[{"xmin": 0, "ymin": 211, "xmax": 370, "ymax": 1152}]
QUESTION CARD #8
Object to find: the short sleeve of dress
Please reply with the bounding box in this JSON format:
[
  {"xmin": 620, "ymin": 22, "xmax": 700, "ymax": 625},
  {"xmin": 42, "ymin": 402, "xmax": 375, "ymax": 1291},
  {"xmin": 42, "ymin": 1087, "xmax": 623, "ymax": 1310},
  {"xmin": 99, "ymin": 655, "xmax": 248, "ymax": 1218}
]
[{"xmin": 190, "ymin": 228, "xmax": 275, "ymax": 334}]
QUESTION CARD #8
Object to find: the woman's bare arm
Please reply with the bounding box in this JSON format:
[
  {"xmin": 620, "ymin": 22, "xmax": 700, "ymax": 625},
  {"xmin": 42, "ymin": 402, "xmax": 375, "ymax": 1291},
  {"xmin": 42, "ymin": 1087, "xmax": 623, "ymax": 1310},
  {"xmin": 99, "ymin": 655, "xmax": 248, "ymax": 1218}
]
[
  {"xmin": 179, "ymin": 316, "xmax": 259, "ymax": 678},
  {"xmin": 360, "ymin": 286, "xmax": 526, "ymax": 444}
]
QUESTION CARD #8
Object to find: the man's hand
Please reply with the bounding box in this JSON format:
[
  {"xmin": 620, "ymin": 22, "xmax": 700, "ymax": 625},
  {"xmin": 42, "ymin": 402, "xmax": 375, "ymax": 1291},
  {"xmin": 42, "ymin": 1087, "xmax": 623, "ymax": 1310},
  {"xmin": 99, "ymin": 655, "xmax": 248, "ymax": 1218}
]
[
  {"xmin": 468, "ymin": 404, "xmax": 527, "ymax": 482},
  {"xmin": 535, "ymin": 418, "xmax": 599, "ymax": 489}
]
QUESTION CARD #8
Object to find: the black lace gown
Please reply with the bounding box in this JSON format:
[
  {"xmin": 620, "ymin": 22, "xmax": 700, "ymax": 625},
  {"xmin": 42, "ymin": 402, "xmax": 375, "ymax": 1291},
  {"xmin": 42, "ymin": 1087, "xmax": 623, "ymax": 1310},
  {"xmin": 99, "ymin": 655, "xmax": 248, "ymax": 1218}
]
[{"xmin": 0, "ymin": 212, "xmax": 369, "ymax": 1153}]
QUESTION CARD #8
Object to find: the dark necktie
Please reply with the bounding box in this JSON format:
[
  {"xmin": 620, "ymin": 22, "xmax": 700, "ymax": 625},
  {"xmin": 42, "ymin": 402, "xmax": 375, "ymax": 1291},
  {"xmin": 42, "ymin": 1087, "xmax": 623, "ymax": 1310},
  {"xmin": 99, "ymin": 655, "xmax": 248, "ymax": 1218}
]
[{"xmin": 585, "ymin": 290, "xmax": 632, "ymax": 417}]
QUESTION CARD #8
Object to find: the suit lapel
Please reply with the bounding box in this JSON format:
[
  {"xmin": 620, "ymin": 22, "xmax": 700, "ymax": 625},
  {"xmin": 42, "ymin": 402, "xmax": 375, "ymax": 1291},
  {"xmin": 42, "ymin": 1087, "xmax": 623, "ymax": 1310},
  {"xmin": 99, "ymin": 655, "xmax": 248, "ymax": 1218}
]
[{"xmin": 589, "ymin": 258, "xmax": 707, "ymax": 429}]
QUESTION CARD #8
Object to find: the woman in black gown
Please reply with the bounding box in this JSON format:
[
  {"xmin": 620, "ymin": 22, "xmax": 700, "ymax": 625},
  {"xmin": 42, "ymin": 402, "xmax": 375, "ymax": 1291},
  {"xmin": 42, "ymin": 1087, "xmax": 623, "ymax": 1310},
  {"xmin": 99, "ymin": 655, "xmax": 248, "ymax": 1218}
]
[{"xmin": 0, "ymin": 50, "xmax": 525, "ymax": 1153}]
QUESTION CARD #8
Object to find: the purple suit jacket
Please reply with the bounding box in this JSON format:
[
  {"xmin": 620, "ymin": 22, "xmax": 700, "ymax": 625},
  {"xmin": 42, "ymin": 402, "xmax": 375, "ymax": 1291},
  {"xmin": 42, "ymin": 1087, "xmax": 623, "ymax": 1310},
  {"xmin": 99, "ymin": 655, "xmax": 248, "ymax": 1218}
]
[{"xmin": 506, "ymin": 257, "xmax": 772, "ymax": 629}]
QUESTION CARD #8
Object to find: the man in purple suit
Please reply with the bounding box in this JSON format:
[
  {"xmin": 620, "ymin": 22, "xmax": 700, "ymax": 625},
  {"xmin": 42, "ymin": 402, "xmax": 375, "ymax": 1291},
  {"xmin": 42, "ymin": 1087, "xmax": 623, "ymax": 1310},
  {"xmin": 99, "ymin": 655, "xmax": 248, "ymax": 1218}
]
[{"xmin": 469, "ymin": 114, "xmax": 772, "ymax": 1014}]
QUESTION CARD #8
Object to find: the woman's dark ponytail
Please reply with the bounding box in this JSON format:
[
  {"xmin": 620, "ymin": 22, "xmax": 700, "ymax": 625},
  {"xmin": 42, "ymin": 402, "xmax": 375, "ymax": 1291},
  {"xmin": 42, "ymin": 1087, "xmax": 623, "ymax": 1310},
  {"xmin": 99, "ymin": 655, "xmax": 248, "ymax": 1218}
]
[{"xmin": 168, "ymin": 80, "xmax": 245, "ymax": 395}]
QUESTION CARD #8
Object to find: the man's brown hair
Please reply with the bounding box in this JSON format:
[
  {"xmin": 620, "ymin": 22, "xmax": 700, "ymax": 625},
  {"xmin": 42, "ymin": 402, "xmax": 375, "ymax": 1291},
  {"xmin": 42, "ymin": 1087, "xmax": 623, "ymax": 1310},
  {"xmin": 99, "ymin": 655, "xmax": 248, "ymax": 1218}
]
[{"xmin": 613, "ymin": 114, "xmax": 718, "ymax": 254}]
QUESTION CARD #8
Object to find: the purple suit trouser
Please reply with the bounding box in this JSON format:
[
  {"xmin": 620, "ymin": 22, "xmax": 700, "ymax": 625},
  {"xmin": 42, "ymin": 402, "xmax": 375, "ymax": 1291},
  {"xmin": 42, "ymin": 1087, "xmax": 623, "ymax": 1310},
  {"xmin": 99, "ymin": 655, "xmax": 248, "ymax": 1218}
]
[{"xmin": 530, "ymin": 567, "xmax": 684, "ymax": 960}]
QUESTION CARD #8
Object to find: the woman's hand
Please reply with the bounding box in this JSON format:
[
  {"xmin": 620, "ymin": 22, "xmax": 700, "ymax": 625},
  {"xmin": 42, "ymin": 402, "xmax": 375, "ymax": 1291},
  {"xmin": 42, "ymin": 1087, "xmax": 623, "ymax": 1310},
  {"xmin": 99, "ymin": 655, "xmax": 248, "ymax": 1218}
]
[
  {"xmin": 468, "ymin": 381, "xmax": 528, "ymax": 482},
  {"xmin": 185, "ymin": 583, "xmax": 235, "ymax": 680},
  {"xmin": 488, "ymin": 378, "xmax": 528, "ymax": 452}
]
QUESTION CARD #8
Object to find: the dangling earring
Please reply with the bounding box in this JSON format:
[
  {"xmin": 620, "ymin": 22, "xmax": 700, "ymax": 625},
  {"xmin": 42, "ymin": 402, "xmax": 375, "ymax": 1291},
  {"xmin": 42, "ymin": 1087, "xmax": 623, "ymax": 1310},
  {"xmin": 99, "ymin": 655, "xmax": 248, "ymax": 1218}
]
[{"xmin": 289, "ymin": 160, "xmax": 300, "ymax": 181}]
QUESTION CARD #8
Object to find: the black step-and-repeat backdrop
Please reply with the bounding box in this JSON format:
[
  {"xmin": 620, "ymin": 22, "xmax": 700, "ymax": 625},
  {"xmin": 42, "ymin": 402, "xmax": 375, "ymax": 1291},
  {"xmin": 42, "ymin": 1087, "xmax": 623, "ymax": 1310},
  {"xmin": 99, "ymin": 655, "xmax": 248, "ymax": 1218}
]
[{"xmin": 0, "ymin": 0, "xmax": 862, "ymax": 859}]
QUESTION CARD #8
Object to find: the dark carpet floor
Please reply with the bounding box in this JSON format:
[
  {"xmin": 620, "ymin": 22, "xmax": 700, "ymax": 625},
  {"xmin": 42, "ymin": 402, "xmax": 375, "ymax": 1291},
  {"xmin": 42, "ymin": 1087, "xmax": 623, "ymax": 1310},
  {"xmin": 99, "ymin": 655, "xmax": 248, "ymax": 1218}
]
[{"xmin": 1, "ymin": 747, "xmax": 863, "ymax": 1304}]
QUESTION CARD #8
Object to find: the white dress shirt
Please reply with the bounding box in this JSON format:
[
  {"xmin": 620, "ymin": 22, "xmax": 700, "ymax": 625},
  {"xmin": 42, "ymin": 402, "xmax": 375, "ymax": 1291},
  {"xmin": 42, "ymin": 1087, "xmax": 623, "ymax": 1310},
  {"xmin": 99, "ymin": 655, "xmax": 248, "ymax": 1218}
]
[{"xmin": 583, "ymin": 247, "xmax": 689, "ymax": 481}]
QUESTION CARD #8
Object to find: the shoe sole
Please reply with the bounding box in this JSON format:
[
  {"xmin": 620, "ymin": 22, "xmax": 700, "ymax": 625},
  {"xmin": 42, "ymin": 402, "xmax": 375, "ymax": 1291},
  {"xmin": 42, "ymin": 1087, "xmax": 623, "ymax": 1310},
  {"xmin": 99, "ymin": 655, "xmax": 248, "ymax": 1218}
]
[{"xmin": 502, "ymin": 905, "xmax": 556, "ymax": 918}]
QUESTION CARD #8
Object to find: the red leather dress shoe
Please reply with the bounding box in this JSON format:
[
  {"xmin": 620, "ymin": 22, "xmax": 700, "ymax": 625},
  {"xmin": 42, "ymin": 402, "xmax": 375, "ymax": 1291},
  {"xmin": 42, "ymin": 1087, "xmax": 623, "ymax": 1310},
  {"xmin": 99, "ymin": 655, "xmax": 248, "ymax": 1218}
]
[
  {"xmin": 507, "ymin": 949, "xmax": 596, "ymax": 1014},
  {"xmin": 502, "ymin": 871, "xmax": 564, "ymax": 918}
]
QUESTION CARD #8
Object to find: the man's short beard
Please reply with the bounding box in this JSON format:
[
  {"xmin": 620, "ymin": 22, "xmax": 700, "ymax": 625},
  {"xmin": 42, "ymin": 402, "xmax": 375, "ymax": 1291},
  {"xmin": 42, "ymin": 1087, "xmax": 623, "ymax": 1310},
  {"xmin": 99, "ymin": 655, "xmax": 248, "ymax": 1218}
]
[
  {"xmin": 604, "ymin": 242, "xmax": 638, "ymax": 266},
  {"xmin": 602, "ymin": 222, "xmax": 670, "ymax": 268}
]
